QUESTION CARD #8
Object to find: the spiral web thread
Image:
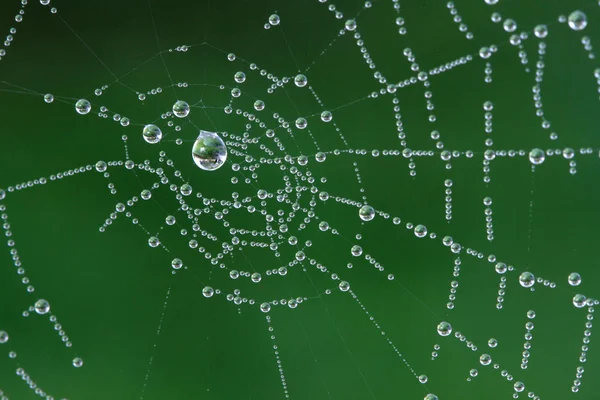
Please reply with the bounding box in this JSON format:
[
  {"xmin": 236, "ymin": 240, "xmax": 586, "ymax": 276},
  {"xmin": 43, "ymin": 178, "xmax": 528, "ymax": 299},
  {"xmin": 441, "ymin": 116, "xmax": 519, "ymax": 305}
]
[{"xmin": 0, "ymin": 0, "xmax": 599, "ymax": 399}]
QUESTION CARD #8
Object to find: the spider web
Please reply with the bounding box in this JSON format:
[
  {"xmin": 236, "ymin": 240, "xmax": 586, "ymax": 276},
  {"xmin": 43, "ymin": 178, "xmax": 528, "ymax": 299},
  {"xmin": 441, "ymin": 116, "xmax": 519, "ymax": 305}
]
[{"xmin": 0, "ymin": 0, "xmax": 599, "ymax": 399}]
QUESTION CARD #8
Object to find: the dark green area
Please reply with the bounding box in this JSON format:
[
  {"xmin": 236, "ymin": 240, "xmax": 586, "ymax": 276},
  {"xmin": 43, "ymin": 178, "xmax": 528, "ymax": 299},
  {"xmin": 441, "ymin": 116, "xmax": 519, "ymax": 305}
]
[{"xmin": 0, "ymin": 0, "xmax": 599, "ymax": 399}]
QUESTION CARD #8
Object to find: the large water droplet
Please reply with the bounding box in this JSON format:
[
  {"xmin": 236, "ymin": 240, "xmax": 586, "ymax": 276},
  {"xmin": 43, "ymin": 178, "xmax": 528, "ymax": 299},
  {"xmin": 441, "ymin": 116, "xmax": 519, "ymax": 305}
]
[{"xmin": 192, "ymin": 130, "xmax": 228, "ymax": 171}]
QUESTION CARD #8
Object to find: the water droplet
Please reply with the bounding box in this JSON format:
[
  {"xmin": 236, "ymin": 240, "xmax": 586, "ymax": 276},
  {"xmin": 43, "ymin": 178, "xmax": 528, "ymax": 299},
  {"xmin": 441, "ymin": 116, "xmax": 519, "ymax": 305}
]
[
  {"xmin": 75, "ymin": 99, "xmax": 91, "ymax": 115},
  {"xmin": 142, "ymin": 124, "xmax": 163, "ymax": 144},
  {"xmin": 34, "ymin": 299, "xmax": 50, "ymax": 315},
  {"xmin": 359, "ymin": 205, "xmax": 375, "ymax": 221},
  {"xmin": 568, "ymin": 272, "xmax": 582, "ymax": 286},
  {"xmin": 437, "ymin": 321, "xmax": 452, "ymax": 336},
  {"xmin": 568, "ymin": 10, "xmax": 587, "ymax": 31},
  {"xmin": 173, "ymin": 100, "xmax": 190, "ymax": 118},
  {"xmin": 192, "ymin": 130, "xmax": 228, "ymax": 171}
]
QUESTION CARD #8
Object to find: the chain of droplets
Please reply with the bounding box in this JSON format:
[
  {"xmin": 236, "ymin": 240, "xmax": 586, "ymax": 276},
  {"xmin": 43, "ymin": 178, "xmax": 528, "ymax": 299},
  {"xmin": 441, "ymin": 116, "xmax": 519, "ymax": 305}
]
[
  {"xmin": 404, "ymin": 48, "xmax": 435, "ymax": 176},
  {"xmin": 447, "ymin": 257, "xmax": 461, "ymax": 310},
  {"xmin": 571, "ymin": 303, "xmax": 595, "ymax": 393},
  {"xmin": 532, "ymin": 41, "xmax": 556, "ymax": 140},
  {"xmin": 484, "ymin": 61, "xmax": 492, "ymax": 83},
  {"xmin": 484, "ymin": 196, "xmax": 494, "ymax": 242},
  {"xmin": 581, "ymin": 34, "xmax": 596, "ymax": 59},
  {"xmin": 14, "ymin": 366, "xmax": 61, "ymax": 399},
  {"xmin": 0, "ymin": 1, "xmax": 58, "ymax": 62},
  {"xmin": 520, "ymin": 310, "xmax": 536, "ymax": 371},
  {"xmin": 390, "ymin": 96, "xmax": 409, "ymax": 168},
  {"xmin": 444, "ymin": 179, "xmax": 453, "ymax": 222},
  {"xmin": 450, "ymin": 330, "xmax": 535, "ymax": 399},
  {"xmin": 265, "ymin": 315, "xmax": 290, "ymax": 399},
  {"xmin": 431, "ymin": 342, "xmax": 440, "ymax": 361},
  {"xmin": 352, "ymin": 162, "xmax": 367, "ymax": 203},
  {"xmin": 446, "ymin": 1, "xmax": 474, "ymax": 40},
  {"xmin": 392, "ymin": 0, "xmax": 406, "ymax": 35},
  {"xmin": 495, "ymin": 270, "xmax": 508, "ymax": 311}
]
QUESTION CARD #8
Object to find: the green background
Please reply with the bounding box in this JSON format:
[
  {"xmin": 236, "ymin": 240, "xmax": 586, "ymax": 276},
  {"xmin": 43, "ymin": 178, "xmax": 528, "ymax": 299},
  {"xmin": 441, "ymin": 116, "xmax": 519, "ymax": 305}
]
[{"xmin": 0, "ymin": 0, "xmax": 599, "ymax": 399}]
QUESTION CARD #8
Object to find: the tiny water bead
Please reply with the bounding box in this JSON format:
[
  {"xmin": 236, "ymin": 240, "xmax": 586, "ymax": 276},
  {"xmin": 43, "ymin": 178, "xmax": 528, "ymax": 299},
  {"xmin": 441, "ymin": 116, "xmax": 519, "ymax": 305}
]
[
  {"xmin": 573, "ymin": 294, "xmax": 587, "ymax": 308},
  {"xmin": 0, "ymin": 330, "xmax": 8, "ymax": 344},
  {"xmin": 568, "ymin": 272, "xmax": 582, "ymax": 286},
  {"xmin": 172, "ymin": 100, "xmax": 190, "ymax": 118},
  {"xmin": 72, "ymin": 357, "xmax": 83, "ymax": 368},
  {"xmin": 495, "ymin": 262, "xmax": 507, "ymax": 274},
  {"xmin": 534, "ymin": 24, "xmax": 548, "ymax": 39},
  {"xmin": 479, "ymin": 47, "xmax": 491, "ymax": 59},
  {"xmin": 192, "ymin": 130, "xmax": 228, "ymax": 171},
  {"xmin": 359, "ymin": 205, "xmax": 375, "ymax": 221},
  {"xmin": 568, "ymin": 10, "xmax": 587, "ymax": 31},
  {"xmin": 95, "ymin": 161, "xmax": 107, "ymax": 173},
  {"xmin": 519, "ymin": 271, "xmax": 535, "ymax": 288},
  {"xmin": 345, "ymin": 19, "xmax": 357, "ymax": 31},
  {"xmin": 414, "ymin": 224, "xmax": 427, "ymax": 238},
  {"xmin": 295, "ymin": 117, "xmax": 307, "ymax": 129},
  {"xmin": 418, "ymin": 375, "xmax": 428, "ymax": 384},
  {"xmin": 34, "ymin": 299, "xmax": 50, "ymax": 315},
  {"xmin": 142, "ymin": 124, "xmax": 163, "ymax": 144},
  {"xmin": 44, "ymin": 93, "xmax": 54, "ymax": 103},
  {"xmin": 529, "ymin": 148, "xmax": 545, "ymax": 165},
  {"xmin": 488, "ymin": 338, "xmax": 498, "ymax": 348},
  {"xmin": 320, "ymin": 110, "xmax": 332, "ymax": 122},
  {"xmin": 294, "ymin": 74, "xmax": 308, "ymax": 87},
  {"xmin": 148, "ymin": 236, "xmax": 160, "ymax": 248},
  {"xmin": 254, "ymin": 100, "xmax": 265, "ymax": 111},
  {"xmin": 339, "ymin": 281, "xmax": 350, "ymax": 292},
  {"xmin": 171, "ymin": 258, "xmax": 183, "ymax": 270},
  {"xmin": 75, "ymin": 99, "xmax": 91, "ymax": 115},
  {"xmin": 234, "ymin": 71, "xmax": 246, "ymax": 83},
  {"xmin": 180, "ymin": 184, "xmax": 193, "ymax": 196},
  {"xmin": 351, "ymin": 245, "xmax": 363, "ymax": 256},
  {"xmin": 251, "ymin": 272, "xmax": 262, "ymax": 283},
  {"xmin": 202, "ymin": 286, "xmax": 214, "ymax": 298},
  {"xmin": 437, "ymin": 321, "xmax": 452, "ymax": 336},
  {"xmin": 503, "ymin": 18, "xmax": 517, "ymax": 33},
  {"xmin": 268, "ymin": 14, "xmax": 280, "ymax": 26},
  {"xmin": 514, "ymin": 381, "xmax": 525, "ymax": 392},
  {"xmin": 479, "ymin": 353, "xmax": 492, "ymax": 366},
  {"xmin": 424, "ymin": 394, "xmax": 438, "ymax": 400}
]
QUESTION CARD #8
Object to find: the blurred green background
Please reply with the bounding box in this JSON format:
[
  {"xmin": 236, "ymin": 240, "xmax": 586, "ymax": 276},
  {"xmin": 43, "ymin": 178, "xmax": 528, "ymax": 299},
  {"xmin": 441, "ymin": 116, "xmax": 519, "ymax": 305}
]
[{"xmin": 0, "ymin": 0, "xmax": 599, "ymax": 399}]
